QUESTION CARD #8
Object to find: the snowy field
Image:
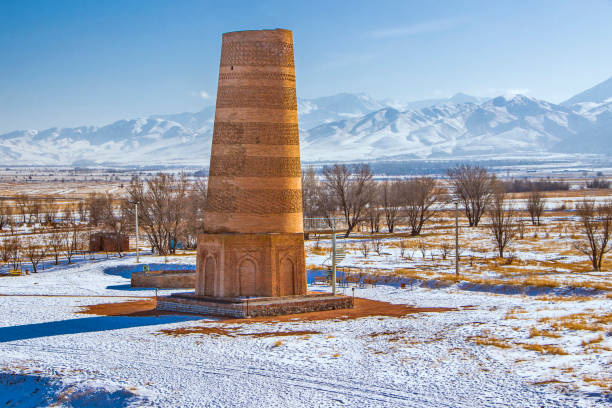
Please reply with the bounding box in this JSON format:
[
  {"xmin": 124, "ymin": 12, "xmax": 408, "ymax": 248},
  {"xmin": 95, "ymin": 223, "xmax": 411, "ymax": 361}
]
[{"xmin": 0, "ymin": 252, "xmax": 610, "ymax": 407}]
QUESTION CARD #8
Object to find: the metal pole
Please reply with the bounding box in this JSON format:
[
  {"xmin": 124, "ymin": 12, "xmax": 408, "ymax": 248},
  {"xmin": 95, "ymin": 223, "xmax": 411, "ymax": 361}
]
[
  {"xmin": 135, "ymin": 202, "xmax": 139, "ymax": 264},
  {"xmin": 455, "ymin": 202, "xmax": 459, "ymax": 276},
  {"xmin": 331, "ymin": 219, "xmax": 337, "ymax": 296}
]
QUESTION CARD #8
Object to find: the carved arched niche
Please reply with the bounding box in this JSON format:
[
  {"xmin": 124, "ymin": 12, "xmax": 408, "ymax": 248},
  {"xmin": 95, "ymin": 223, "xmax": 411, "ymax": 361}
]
[
  {"xmin": 279, "ymin": 256, "xmax": 295, "ymax": 296},
  {"xmin": 238, "ymin": 257, "xmax": 257, "ymax": 297},
  {"xmin": 204, "ymin": 256, "xmax": 216, "ymax": 297}
]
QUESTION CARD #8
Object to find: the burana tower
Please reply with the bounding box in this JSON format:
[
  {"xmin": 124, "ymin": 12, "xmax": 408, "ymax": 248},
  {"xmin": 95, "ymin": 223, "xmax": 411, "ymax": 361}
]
[{"xmin": 197, "ymin": 29, "xmax": 306, "ymax": 298}]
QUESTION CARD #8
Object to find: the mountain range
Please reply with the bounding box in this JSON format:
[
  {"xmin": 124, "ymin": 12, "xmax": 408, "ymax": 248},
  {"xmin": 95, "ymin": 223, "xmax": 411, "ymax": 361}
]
[{"xmin": 1, "ymin": 77, "xmax": 611, "ymax": 166}]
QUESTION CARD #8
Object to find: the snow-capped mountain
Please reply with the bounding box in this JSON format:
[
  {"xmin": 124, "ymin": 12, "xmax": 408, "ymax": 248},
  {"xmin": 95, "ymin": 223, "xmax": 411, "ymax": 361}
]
[
  {"xmin": 1, "ymin": 78, "xmax": 611, "ymax": 166},
  {"xmin": 562, "ymin": 76, "xmax": 612, "ymax": 106},
  {"xmin": 301, "ymin": 95, "xmax": 594, "ymax": 161}
]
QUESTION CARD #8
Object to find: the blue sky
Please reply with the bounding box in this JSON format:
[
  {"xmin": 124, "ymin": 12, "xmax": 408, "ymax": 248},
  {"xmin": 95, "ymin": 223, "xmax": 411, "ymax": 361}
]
[{"xmin": 1, "ymin": 0, "xmax": 611, "ymax": 133}]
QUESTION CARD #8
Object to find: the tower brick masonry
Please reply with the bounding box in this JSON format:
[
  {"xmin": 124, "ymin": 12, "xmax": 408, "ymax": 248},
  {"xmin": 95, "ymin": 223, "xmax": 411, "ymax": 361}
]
[{"xmin": 197, "ymin": 29, "xmax": 306, "ymax": 298}]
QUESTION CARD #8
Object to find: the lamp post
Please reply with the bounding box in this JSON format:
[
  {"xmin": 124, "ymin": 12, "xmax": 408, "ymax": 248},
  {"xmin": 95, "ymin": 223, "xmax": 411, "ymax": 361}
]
[
  {"xmin": 454, "ymin": 201, "xmax": 459, "ymax": 276},
  {"xmin": 331, "ymin": 218, "xmax": 337, "ymax": 296},
  {"xmin": 129, "ymin": 201, "xmax": 140, "ymax": 264}
]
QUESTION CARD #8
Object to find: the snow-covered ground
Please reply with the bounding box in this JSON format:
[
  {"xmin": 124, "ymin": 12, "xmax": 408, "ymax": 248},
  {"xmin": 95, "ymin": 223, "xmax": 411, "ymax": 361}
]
[{"xmin": 0, "ymin": 253, "xmax": 609, "ymax": 407}]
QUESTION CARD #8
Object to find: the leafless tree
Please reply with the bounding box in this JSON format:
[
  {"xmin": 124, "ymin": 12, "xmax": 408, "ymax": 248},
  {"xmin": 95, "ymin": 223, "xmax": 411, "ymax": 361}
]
[
  {"xmin": 526, "ymin": 188, "xmax": 545, "ymax": 226},
  {"xmin": 0, "ymin": 239, "xmax": 9, "ymax": 264},
  {"xmin": 179, "ymin": 176, "xmax": 207, "ymax": 249},
  {"xmin": 366, "ymin": 204, "xmax": 381, "ymax": 233},
  {"xmin": 488, "ymin": 184, "xmax": 516, "ymax": 258},
  {"xmin": 381, "ymin": 180, "xmax": 401, "ymax": 233},
  {"xmin": 399, "ymin": 240, "xmax": 407, "ymax": 258},
  {"xmin": 401, "ymin": 177, "xmax": 440, "ymax": 236},
  {"xmin": 14, "ymin": 194, "xmax": 30, "ymax": 224},
  {"xmin": 62, "ymin": 228, "xmax": 80, "ymax": 264},
  {"xmin": 302, "ymin": 166, "xmax": 318, "ymax": 219},
  {"xmin": 440, "ymin": 240, "xmax": 451, "ymax": 261},
  {"xmin": 6, "ymin": 236, "xmax": 21, "ymax": 270},
  {"xmin": 62, "ymin": 204, "xmax": 78, "ymax": 225},
  {"xmin": 102, "ymin": 194, "xmax": 131, "ymax": 258},
  {"xmin": 125, "ymin": 173, "xmax": 191, "ymax": 255},
  {"xmin": 517, "ymin": 219, "xmax": 526, "ymax": 239},
  {"xmin": 573, "ymin": 200, "xmax": 612, "ymax": 271},
  {"xmin": 47, "ymin": 230, "xmax": 64, "ymax": 265},
  {"xmin": 30, "ymin": 200, "xmax": 41, "ymax": 224},
  {"xmin": 359, "ymin": 240, "xmax": 370, "ymax": 258},
  {"xmin": 372, "ymin": 237, "xmax": 383, "ymax": 256},
  {"xmin": 77, "ymin": 199, "xmax": 88, "ymax": 223},
  {"xmin": 322, "ymin": 164, "xmax": 375, "ymax": 238},
  {"xmin": 0, "ymin": 200, "xmax": 10, "ymax": 231},
  {"xmin": 86, "ymin": 193, "xmax": 107, "ymax": 226},
  {"xmin": 24, "ymin": 237, "xmax": 45, "ymax": 273},
  {"xmin": 418, "ymin": 239, "xmax": 427, "ymax": 259},
  {"xmin": 447, "ymin": 165, "xmax": 495, "ymax": 227},
  {"xmin": 42, "ymin": 197, "xmax": 57, "ymax": 226}
]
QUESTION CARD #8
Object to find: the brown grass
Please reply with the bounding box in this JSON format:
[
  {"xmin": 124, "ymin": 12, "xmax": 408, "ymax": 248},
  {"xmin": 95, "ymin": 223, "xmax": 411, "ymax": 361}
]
[
  {"xmin": 583, "ymin": 376, "xmax": 612, "ymax": 393},
  {"xmin": 468, "ymin": 335, "xmax": 513, "ymax": 349},
  {"xmin": 529, "ymin": 327, "xmax": 561, "ymax": 338},
  {"xmin": 521, "ymin": 343, "xmax": 568, "ymax": 355},
  {"xmin": 581, "ymin": 335, "xmax": 604, "ymax": 347}
]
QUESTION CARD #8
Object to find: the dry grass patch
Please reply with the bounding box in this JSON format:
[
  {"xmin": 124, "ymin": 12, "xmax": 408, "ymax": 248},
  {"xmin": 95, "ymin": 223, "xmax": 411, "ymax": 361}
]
[
  {"xmin": 583, "ymin": 376, "xmax": 612, "ymax": 393},
  {"xmin": 468, "ymin": 335, "xmax": 513, "ymax": 349},
  {"xmin": 581, "ymin": 335, "xmax": 604, "ymax": 347},
  {"xmin": 534, "ymin": 295, "xmax": 595, "ymax": 302},
  {"xmin": 521, "ymin": 343, "xmax": 568, "ymax": 355},
  {"xmin": 546, "ymin": 312, "xmax": 611, "ymax": 332},
  {"xmin": 529, "ymin": 327, "xmax": 561, "ymax": 338}
]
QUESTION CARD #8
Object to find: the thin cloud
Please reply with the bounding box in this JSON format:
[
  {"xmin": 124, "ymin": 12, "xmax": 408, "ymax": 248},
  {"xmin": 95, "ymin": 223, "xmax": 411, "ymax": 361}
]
[
  {"xmin": 199, "ymin": 90, "xmax": 210, "ymax": 99},
  {"xmin": 369, "ymin": 18, "xmax": 467, "ymax": 39}
]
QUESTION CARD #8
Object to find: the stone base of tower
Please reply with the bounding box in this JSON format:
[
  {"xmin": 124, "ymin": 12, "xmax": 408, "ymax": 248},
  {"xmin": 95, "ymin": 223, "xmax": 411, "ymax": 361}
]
[
  {"xmin": 194, "ymin": 232, "xmax": 307, "ymax": 298},
  {"xmin": 155, "ymin": 292, "xmax": 354, "ymax": 318}
]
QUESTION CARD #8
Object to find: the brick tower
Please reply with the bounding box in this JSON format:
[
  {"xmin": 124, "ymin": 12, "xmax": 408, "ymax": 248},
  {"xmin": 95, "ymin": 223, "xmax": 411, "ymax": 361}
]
[{"xmin": 196, "ymin": 28, "xmax": 306, "ymax": 298}]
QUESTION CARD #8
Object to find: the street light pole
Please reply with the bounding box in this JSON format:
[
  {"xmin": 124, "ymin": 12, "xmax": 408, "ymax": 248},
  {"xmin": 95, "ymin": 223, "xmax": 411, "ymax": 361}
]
[
  {"xmin": 331, "ymin": 218, "xmax": 337, "ymax": 296},
  {"xmin": 455, "ymin": 201, "xmax": 459, "ymax": 276},
  {"xmin": 135, "ymin": 202, "xmax": 139, "ymax": 264}
]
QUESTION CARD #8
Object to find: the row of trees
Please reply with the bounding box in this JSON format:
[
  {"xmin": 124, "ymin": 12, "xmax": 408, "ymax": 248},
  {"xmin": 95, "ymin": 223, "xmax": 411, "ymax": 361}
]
[
  {"xmin": 0, "ymin": 228, "xmax": 87, "ymax": 273},
  {"xmin": 305, "ymin": 163, "xmax": 611, "ymax": 271},
  {"xmin": 303, "ymin": 165, "xmax": 444, "ymax": 238}
]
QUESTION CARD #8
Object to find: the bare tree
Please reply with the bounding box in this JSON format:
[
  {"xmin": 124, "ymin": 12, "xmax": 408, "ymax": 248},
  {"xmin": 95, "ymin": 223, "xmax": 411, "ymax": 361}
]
[
  {"xmin": 488, "ymin": 184, "xmax": 516, "ymax": 258},
  {"xmin": 372, "ymin": 237, "xmax": 383, "ymax": 256},
  {"xmin": 402, "ymin": 177, "xmax": 440, "ymax": 236},
  {"xmin": 47, "ymin": 230, "xmax": 64, "ymax": 265},
  {"xmin": 0, "ymin": 200, "xmax": 10, "ymax": 231},
  {"xmin": 526, "ymin": 188, "xmax": 545, "ymax": 226},
  {"xmin": 440, "ymin": 241, "xmax": 451, "ymax": 261},
  {"xmin": 447, "ymin": 165, "xmax": 495, "ymax": 227},
  {"xmin": 62, "ymin": 228, "xmax": 79, "ymax": 264},
  {"xmin": 301, "ymin": 166, "xmax": 319, "ymax": 219},
  {"xmin": 6, "ymin": 236, "xmax": 21, "ymax": 270},
  {"xmin": 366, "ymin": 202, "xmax": 381, "ymax": 234},
  {"xmin": 30, "ymin": 200, "xmax": 41, "ymax": 224},
  {"xmin": 77, "ymin": 199, "xmax": 88, "ymax": 223},
  {"xmin": 573, "ymin": 200, "xmax": 612, "ymax": 271},
  {"xmin": 86, "ymin": 193, "xmax": 107, "ymax": 226},
  {"xmin": 381, "ymin": 180, "xmax": 401, "ymax": 233},
  {"xmin": 179, "ymin": 176, "xmax": 207, "ymax": 249},
  {"xmin": 0, "ymin": 239, "xmax": 10, "ymax": 264},
  {"xmin": 125, "ymin": 173, "xmax": 191, "ymax": 255},
  {"xmin": 102, "ymin": 194, "xmax": 131, "ymax": 258},
  {"xmin": 14, "ymin": 194, "xmax": 30, "ymax": 224},
  {"xmin": 322, "ymin": 164, "xmax": 375, "ymax": 238},
  {"xmin": 24, "ymin": 237, "xmax": 46, "ymax": 273},
  {"xmin": 359, "ymin": 240, "xmax": 370, "ymax": 258},
  {"xmin": 42, "ymin": 197, "xmax": 57, "ymax": 226}
]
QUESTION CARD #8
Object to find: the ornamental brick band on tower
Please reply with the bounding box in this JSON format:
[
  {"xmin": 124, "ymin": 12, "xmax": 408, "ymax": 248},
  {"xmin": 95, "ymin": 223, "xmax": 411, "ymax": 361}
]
[{"xmin": 196, "ymin": 28, "xmax": 307, "ymax": 298}]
